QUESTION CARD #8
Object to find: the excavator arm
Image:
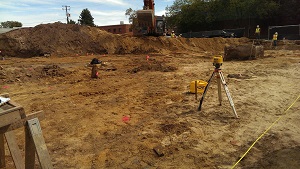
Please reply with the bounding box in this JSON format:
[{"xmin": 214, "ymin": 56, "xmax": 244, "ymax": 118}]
[
  {"xmin": 143, "ymin": 0, "xmax": 154, "ymax": 10},
  {"xmin": 136, "ymin": 0, "xmax": 155, "ymax": 35},
  {"xmin": 136, "ymin": 0, "xmax": 165, "ymax": 36}
]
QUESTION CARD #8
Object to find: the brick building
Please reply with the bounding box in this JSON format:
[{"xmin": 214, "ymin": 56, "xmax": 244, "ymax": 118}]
[{"xmin": 98, "ymin": 22, "xmax": 133, "ymax": 36}]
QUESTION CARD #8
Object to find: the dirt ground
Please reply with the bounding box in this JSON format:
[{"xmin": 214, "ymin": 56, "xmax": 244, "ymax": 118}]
[{"xmin": 0, "ymin": 24, "xmax": 300, "ymax": 169}]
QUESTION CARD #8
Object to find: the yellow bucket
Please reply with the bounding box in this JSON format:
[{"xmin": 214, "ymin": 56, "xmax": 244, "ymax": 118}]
[{"xmin": 190, "ymin": 80, "xmax": 208, "ymax": 94}]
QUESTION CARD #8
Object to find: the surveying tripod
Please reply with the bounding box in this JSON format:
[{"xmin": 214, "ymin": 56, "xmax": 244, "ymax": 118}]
[{"xmin": 198, "ymin": 56, "xmax": 239, "ymax": 118}]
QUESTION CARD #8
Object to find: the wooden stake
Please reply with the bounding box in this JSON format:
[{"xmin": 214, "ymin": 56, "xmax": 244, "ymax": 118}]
[
  {"xmin": 0, "ymin": 133, "xmax": 5, "ymax": 168},
  {"xmin": 27, "ymin": 118, "xmax": 53, "ymax": 169},
  {"xmin": 25, "ymin": 124, "xmax": 35, "ymax": 169},
  {"xmin": 91, "ymin": 64, "xmax": 98, "ymax": 78},
  {"xmin": 5, "ymin": 131, "xmax": 25, "ymax": 169},
  {"xmin": 195, "ymin": 80, "xmax": 198, "ymax": 100}
]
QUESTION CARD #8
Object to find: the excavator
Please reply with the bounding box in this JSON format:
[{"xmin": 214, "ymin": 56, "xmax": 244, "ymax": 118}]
[{"xmin": 136, "ymin": 0, "xmax": 165, "ymax": 36}]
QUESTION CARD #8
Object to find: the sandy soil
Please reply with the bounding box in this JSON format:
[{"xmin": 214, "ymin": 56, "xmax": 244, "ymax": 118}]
[
  {"xmin": 0, "ymin": 23, "xmax": 300, "ymax": 169},
  {"xmin": 1, "ymin": 46, "xmax": 300, "ymax": 168}
]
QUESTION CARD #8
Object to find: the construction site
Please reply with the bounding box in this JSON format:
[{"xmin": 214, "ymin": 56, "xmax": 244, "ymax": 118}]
[{"xmin": 0, "ymin": 21, "xmax": 299, "ymax": 169}]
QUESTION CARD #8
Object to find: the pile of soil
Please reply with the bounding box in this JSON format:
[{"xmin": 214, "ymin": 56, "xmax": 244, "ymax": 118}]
[
  {"xmin": 130, "ymin": 58, "xmax": 177, "ymax": 73},
  {"xmin": 0, "ymin": 64, "xmax": 71, "ymax": 83},
  {"xmin": 0, "ymin": 23, "xmax": 249, "ymax": 57}
]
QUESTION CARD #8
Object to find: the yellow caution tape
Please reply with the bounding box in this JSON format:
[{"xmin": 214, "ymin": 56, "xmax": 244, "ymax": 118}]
[{"xmin": 231, "ymin": 94, "xmax": 300, "ymax": 169}]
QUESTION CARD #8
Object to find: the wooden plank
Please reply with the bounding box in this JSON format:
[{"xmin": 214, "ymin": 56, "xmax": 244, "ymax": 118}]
[
  {"xmin": 6, "ymin": 101, "xmax": 26, "ymax": 118},
  {"xmin": 0, "ymin": 111, "xmax": 44, "ymax": 134},
  {"xmin": 0, "ymin": 97, "xmax": 26, "ymax": 118},
  {"xmin": 0, "ymin": 110, "xmax": 22, "ymax": 128},
  {"xmin": 4, "ymin": 131, "xmax": 25, "ymax": 169},
  {"xmin": 19, "ymin": 108, "xmax": 26, "ymax": 119},
  {"xmin": 0, "ymin": 107, "xmax": 25, "ymax": 119},
  {"xmin": 0, "ymin": 133, "xmax": 5, "ymax": 168},
  {"xmin": 0, "ymin": 104, "xmax": 14, "ymax": 112},
  {"xmin": 195, "ymin": 80, "xmax": 198, "ymax": 100},
  {"xmin": 27, "ymin": 118, "xmax": 53, "ymax": 169},
  {"xmin": 25, "ymin": 124, "xmax": 35, "ymax": 169},
  {"xmin": 0, "ymin": 106, "xmax": 22, "ymax": 115}
]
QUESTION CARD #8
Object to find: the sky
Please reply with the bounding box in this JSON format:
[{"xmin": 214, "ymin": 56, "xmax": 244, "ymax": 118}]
[{"xmin": 0, "ymin": 0, "xmax": 174, "ymax": 27}]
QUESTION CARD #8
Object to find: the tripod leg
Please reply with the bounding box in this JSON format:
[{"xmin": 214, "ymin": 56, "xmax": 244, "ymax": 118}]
[
  {"xmin": 217, "ymin": 73, "xmax": 222, "ymax": 106},
  {"xmin": 198, "ymin": 71, "xmax": 215, "ymax": 111},
  {"xmin": 219, "ymin": 72, "xmax": 239, "ymax": 118}
]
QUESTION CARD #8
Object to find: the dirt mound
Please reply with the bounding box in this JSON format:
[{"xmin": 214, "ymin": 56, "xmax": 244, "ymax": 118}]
[
  {"xmin": 0, "ymin": 23, "xmax": 111, "ymax": 57},
  {"xmin": 130, "ymin": 58, "xmax": 177, "ymax": 73},
  {"xmin": 38, "ymin": 64, "xmax": 71, "ymax": 77},
  {"xmin": 0, "ymin": 64, "xmax": 71, "ymax": 83},
  {"xmin": 0, "ymin": 23, "xmax": 248, "ymax": 57}
]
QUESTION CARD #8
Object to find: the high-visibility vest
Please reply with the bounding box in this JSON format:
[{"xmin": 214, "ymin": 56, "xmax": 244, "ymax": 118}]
[
  {"xmin": 255, "ymin": 28, "xmax": 260, "ymax": 33},
  {"xmin": 273, "ymin": 34, "xmax": 278, "ymax": 40}
]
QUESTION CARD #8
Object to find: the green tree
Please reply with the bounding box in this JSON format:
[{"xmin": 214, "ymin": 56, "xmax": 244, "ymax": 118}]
[
  {"xmin": 275, "ymin": 0, "xmax": 300, "ymax": 24},
  {"xmin": 125, "ymin": 8, "xmax": 139, "ymax": 31},
  {"xmin": 78, "ymin": 8, "xmax": 94, "ymax": 26},
  {"xmin": 125, "ymin": 8, "xmax": 137, "ymax": 24},
  {"xmin": 69, "ymin": 19, "xmax": 76, "ymax": 24},
  {"xmin": 1, "ymin": 21, "xmax": 22, "ymax": 28},
  {"xmin": 165, "ymin": 0, "xmax": 191, "ymax": 29},
  {"xmin": 166, "ymin": 0, "xmax": 281, "ymax": 32}
]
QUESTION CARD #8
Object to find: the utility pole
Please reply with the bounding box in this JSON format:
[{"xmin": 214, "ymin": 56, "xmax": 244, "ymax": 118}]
[{"xmin": 62, "ymin": 5, "xmax": 70, "ymax": 24}]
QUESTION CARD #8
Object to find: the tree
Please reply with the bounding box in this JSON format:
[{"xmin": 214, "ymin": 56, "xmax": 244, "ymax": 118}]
[
  {"xmin": 125, "ymin": 8, "xmax": 137, "ymax": 24},
  {"xmin": 69, "ymin": 19, "xmax": 76, "ymax": 24},
  {"xmin": 125, "ymin": 8, "xmax": 139, "ymax": 31},
  {"xmin": 78, "ymin": 8, "xmax": 94, "ymax": 26},
  {"xmin": 165, "ymin": 0, "xmax": 191, "ymax": 29},
  {"xmin": 166, "ymin": 0, "xmax": 281, "ymax": 32},
  {"xmin": 1, "ymin": 21, "xmax": 22, "ymax": 28},
  {"xmin": 275, "ymin": 0, "xmax": 300, "ymax": 25}
]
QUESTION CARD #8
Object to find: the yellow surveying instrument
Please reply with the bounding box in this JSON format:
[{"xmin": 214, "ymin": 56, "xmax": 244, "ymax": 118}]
[
  {"xmin": 213, "ymin": 55, "xmax": 223, "ymax": 68},
  {"xmin": 198, "ymin": 55, "xmax": 239, "ymax": 118}
]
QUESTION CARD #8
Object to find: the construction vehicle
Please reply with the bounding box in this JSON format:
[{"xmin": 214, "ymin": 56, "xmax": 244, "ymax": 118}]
[{"xmin": 136, "ymin": 0, "xmax": 165, "ymax": 36}]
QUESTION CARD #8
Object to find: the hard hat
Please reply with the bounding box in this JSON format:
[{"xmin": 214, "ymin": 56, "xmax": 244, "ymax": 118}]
[
  {"xmin": 172, "ymin": 31, "xmax": 174, "ymax": 33},
  {"xmin": 275, "ymin": 32, "xmax": 278, "ymax": 34}
]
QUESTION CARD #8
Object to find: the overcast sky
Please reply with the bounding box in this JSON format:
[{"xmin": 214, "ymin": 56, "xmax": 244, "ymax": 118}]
[{"xmin": 0, "ymin": 0, "xmax": 174, "ymax": 27}]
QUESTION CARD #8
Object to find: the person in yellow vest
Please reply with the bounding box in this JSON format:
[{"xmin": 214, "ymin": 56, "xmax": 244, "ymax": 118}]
[
  {"xmin": 171, "ymin": 31, "xmax": 176, "ymax": 38},
  {"xmin": 255, "ymin": 25, "xmax": 260, "ymax": 40},
  {"xmin": 273, "ymin": 32, "xmax": 278, "ymax": 46}
]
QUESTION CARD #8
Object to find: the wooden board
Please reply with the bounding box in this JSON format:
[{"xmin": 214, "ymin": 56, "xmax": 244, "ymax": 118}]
[
  {"xmin": 27, "ymin": 118, "xmax": 53, "ymax": 169},
  {"xmin": 0, "ymin": 95, "xmax": 26, "ymax": 119},
  {"xmin": 25, "ymin": 124, "xmax": 36, "ymax": 169},
  {"xmin": 0, "ymin": 111, "xmax": 44, "ymax": 134},
  {"xmin": 5, "ymin": 131, "xmax": 25, "ymax": 169},
  {"xmin": 0, "ymin": 110, "xmax": 22, "ymax": 128},
  {"xmin": 0, "ymin": 105, "xmax": 20, "ymax": 115},
  {"xmin": 6, "ymin": 100, "xmax": 26, "ymax": 118},
  {"xmin": 0, "ymin": 133, "xmax": 5, "ymax": 168}
]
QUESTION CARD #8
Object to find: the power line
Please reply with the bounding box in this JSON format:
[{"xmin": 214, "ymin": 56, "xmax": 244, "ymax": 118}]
[{"xmin": 62, "ymin": 5, "xmax": 70, "ymax": 24}]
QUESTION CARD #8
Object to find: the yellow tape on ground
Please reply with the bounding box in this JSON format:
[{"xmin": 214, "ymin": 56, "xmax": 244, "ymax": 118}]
[{"xmin": 231, "ymin": 94, "xmax": 300, "ymax": 169}]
